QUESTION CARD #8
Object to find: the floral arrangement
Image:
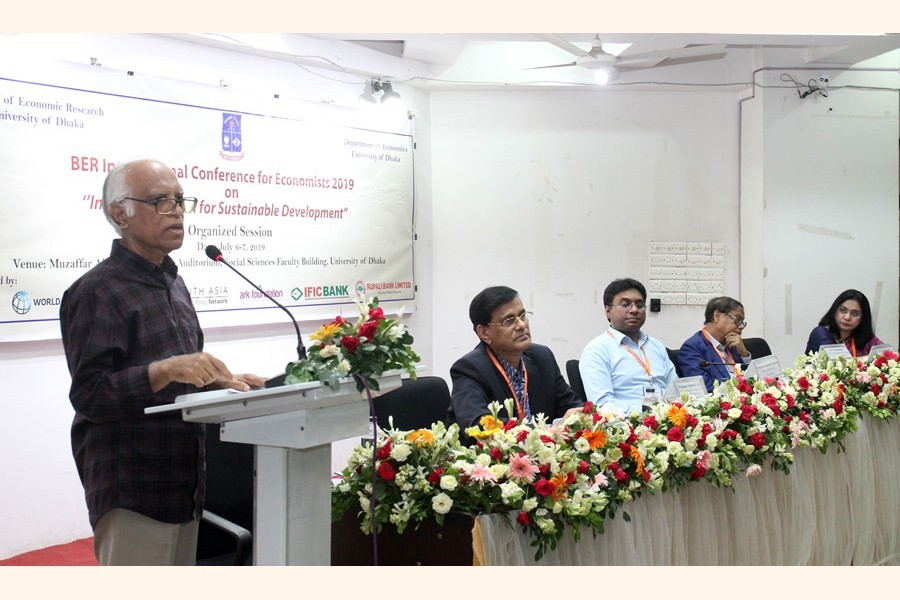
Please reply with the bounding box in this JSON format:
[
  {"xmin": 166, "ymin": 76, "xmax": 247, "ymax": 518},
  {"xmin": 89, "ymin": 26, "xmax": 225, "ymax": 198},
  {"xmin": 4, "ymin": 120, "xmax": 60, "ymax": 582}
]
[
  {"xmin": 284, "ymin": 296, "xmax": 420, "ymax": 392},
  {"xmin": 332, "ymin": 348, "xmax": 900, "ymax": 560}
]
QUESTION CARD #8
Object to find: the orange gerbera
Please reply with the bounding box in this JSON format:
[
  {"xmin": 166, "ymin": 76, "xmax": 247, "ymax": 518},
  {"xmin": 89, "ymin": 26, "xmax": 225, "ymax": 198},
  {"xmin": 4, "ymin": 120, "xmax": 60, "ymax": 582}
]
[
  {"xmin": 629, "ymin": 445, "xmax": 645, "ymax": 476},
  {"xmin": 582, "ymin": 429, "xmax": 607, "ymax": 450},
  {"xmin": 406, "ymin": 429, "xmax": 435, "ymax": 446},
  {"xmin": 550, "ymin": 472, "xmax": 569, "ymax": 502},
  {"xmin": 667, "ymin": 405, "xmax": 688, "ymax": 429}
]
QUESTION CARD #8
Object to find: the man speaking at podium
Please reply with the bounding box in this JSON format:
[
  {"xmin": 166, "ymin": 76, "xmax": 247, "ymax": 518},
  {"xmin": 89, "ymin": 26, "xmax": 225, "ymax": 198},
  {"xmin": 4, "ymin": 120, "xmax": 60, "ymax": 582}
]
[{"xmin": 60, "ymin": 158, "xmax": 265, "ymax": 565}]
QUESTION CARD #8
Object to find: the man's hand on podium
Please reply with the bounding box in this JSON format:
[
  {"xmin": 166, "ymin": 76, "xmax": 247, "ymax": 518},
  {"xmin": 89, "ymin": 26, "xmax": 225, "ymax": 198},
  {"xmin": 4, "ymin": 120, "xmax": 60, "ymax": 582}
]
[{"xmin": 149, "ymin": 352, "xmax": 264, "ymax": 393}]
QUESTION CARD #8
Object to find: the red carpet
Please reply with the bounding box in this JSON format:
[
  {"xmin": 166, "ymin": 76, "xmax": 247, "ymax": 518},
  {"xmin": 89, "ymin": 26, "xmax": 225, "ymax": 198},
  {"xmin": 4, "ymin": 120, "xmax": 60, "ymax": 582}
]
[{"xmin": 0, "ymin": 538, "xmax": 98, "ymax": 566}]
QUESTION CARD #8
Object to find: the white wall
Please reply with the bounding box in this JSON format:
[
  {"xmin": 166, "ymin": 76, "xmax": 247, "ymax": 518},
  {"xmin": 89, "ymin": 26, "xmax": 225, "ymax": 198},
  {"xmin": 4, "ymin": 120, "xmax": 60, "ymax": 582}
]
[
  {"xmin": 429, "ymin": 90, "xmax": 744, "ymax": 383},
  {"xmin": 756, "ymin": 66, "xmax": 899, "ymax": 359}
]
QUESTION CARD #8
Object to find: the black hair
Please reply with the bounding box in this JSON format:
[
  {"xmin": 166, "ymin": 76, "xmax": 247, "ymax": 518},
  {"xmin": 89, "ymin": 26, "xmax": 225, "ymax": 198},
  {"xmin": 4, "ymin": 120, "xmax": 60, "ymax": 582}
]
[
  {"xmin": 704, "ymin": 296, "xmax": 744, "ymax": 323},
  {"xmin": 603, "ymin": 278, "xmax": 646, "ymax": 306},
  {"xmin": 469, "ymin": 286, "xmax": 519, "ymax": 330},
  {"xmin": 818, "ymin": 289, "xmax": 876, "ymax": 348}
]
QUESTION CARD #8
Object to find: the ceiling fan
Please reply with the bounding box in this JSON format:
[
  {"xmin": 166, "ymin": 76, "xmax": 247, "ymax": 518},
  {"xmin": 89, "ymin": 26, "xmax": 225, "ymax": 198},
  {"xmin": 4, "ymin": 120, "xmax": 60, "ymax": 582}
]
[{"xmin": 530, "ymin": 34, "xmax": 727, "ymax": 80}]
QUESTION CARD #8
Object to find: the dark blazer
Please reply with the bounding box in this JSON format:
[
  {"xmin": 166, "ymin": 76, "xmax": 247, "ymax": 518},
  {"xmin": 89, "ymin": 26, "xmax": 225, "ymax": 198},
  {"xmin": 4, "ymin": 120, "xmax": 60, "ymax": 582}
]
[
  {"xmin": 678, "ymin": 329, "xmax": 747, "ymax": 392},
  {"xmin": 448, "ymin": 342, "xmax": 581, "ymax": 442}
]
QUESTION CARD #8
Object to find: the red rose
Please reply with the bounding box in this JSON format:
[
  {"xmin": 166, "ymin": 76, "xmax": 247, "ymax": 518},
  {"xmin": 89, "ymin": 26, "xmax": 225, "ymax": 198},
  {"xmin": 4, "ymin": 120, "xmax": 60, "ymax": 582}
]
[
  {"xmin": 592, "ymin": 413, "xmax": 602, "ymax": 424},
  {"xmin": 667, "ymin": 427, "xmax": 684, "ymax": 442},
  {"xmin": 340, "ymin": 335, "xmax": 361, "ymax": 354},
  {"xmin": 377, "ymin": 440, "xmax": 392, "ymax": 460},
  {"xmin": 534, "ymin": 479, "xmax": 555, "ymax": 497},
  {"xmin": 626, "ymin": 428, "xmax": 637, "ymax": 444},
  {"xmin": 503, "ymin": 419, "xmax": 518, "ymax": 431},
  {"xmin": 871, "ymin": 384, "xmax": 883, "ymax": 395},
  {"xmin": 427, "ymin": 467, "xmax": 444, "ymax": 484},
  {"xmin": 490, "ymin": 447, "xmax": 504, "ymax": 461},
  {"xmin": 690, "ymin": 465, "xmax": 707, "ymax": 481},
  {"xmin": 516, "ymin": 430, "xmax": 528, "ymax": 443},
  {"xmin": 540, "ymin": 435, "xmax": 554, "ymax": 444},
  {"xmin": 740, "ymin": 404, "xmax": 757, "ymax": 422},
  {"xmin": 566, "ymin": 471, "xmax": 576, "ymax": 485},
  {"xmin": 799, "ymin": 411, "xmax": 811, "ymax": 424},
  {"xmin": 797, "ymin": 377, "xmax": 810, "ymax": 391},
  {"xmin": 749, "ymin": 432, "xmax": 766, "ymax": 449},
  {"xmin": 577, "ymin": 460, "xmax": 590, "ymax": 474},
  {"xmin": 720, "ymin": 401, "xmax": 732, "ymax": 410},
  {"xmin": 720, "ymin": 429, "xmax": 738, "ymax": 440},
  {"xmin": 611, "ymin": 466, "xmax": 629, "ymax": 484},
  {"xmin": 818, "ymin": 373, "xmax": 829, "ymax": 382},
  {"xmin": 642, "ymin": 470, "xmax": 651, "ymax": 482},
  {"xmin": 786, "ymin": 394, "xmax": 795, "ymax": 408},
  {"xmin": 516, "ymin": 511, "xmax": 531, "ymax": 526},
  {"xmin": 583, "ymin": 401, "xmax": 595, "ymax": 413},
  {"xmin": 737, "ymin": 379, "xmax": 753, "ymax": 394},
  {"xmin": 642, "ymin": 415, "xmax": 659, "ymax": 430},
  {"xmin": 832, "ymin": 399, "xmax": 843, "ymax": 415},
  {"xmin": 686, "ymin": 414, "xmax": 698, "ymax": 428},
  {"xmin": 359, "ymin": 320, "xmax": 378, "ymax": 341},
  {"xmin": 538, "ymin": 463, "xmax": 550, "ymax": 476},
  {"xmin": 617, "ymin": 442, "xmax": 632, "ymax": 454},
  {"xmin": 368, "ymin": 307, "xmax": 385, "ymax": 321},
  {"xmin": 377, "ymin": 461, "xmax": 397, "ymax": 481}
]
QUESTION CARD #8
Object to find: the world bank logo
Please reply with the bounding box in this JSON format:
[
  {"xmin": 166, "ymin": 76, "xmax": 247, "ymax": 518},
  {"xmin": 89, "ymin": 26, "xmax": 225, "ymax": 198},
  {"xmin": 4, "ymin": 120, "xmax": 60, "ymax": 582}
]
[{"xmin": 12, "ymin": 291, "xmax": 32, "ymax": 315}]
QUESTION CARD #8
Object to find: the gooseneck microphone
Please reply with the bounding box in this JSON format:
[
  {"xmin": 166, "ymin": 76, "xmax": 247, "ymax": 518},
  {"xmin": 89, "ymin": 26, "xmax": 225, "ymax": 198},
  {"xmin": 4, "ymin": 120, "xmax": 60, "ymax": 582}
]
[
  {"xmin": 699, "ymin": 360, "xmax": 736, "ymax": 367},
  {"xmin": 205, "ymin": 245, "xmax": 306, "ymax": 384}
]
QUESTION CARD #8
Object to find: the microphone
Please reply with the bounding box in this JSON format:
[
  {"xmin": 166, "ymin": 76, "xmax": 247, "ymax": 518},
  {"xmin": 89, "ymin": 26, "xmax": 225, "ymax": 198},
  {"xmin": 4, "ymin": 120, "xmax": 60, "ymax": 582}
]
[
  {"xmin": 204, "ymin": 245, "xmax": 306, "ymax": 386},
  {"xmin": 699, "ymin": 360, "xmax": 736, "ymax": 367}
]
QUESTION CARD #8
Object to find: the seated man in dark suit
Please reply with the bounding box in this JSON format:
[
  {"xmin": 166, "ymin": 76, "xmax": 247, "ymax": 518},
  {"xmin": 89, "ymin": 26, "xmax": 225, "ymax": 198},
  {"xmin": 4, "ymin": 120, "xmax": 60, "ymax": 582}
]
[
  {"xmin": 448, "ymin": 286, "xmax": 583, "ymax": 443},
  {"xmin": 678, "ymin": 296, "xmax": 751, "ymax": 392}
]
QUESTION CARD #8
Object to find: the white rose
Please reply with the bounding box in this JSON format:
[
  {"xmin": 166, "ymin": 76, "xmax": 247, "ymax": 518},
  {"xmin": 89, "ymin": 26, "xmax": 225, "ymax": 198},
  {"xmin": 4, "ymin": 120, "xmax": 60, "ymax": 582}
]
[
  {"xmin": 574, "ymin": 437, "xmax": 590, "ymax": 453},
  {"xmin": 499, "ymin": 482, "xmax": 523, "ymax": 503},
  {"xmin": 522, "ymin": 497, "xmax": 538, "ymax": 513},
  {"xmin": 319, "ymin": 344, "xmax": 341, "ymax": 358},
  {"xmin": 431, "ymin": 493, "xmax": 453, "ymax": 515},
  {"xmin": 490, "ymin": 464, "xmax": 509, "ymax": 479},
  {"xmin": 440, "ymin": 475, "xmax": 458, "ymax": 491},
  {"xmin": 728, "ymin": 407, "xmax": 742, "ymax": 419},
  {"xmin": 337, "ymin": 359, "xmax": 351, "ymax": 375},
  {"xmin": 390, "ymin": 444, "xmax": 412, "ymax": 462},
  {"xmin": 475, "ymin": 453, "xmax": 492, "ymax": 467}
]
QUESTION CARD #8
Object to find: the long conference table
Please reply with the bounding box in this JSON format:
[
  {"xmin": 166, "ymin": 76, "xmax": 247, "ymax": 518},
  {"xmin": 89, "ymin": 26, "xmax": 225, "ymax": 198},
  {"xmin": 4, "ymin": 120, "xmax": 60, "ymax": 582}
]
[{"xmin": 471, "ymin": 417, "xmax": 900, "ymax": 565}]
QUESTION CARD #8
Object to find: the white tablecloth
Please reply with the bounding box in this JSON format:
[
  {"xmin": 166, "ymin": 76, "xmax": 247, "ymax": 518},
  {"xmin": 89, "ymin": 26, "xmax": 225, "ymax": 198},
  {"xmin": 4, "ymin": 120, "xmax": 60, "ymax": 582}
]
[{"xmin": 476, "ymin": 417, "xmax": 900, "ymax": 565}]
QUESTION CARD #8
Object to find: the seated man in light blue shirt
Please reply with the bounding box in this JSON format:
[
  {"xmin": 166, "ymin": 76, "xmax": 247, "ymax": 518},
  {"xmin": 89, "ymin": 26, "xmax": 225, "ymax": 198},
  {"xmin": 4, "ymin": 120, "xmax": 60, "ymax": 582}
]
[{"xmin": 579, "ymin": 278, "xmax": 677, "ymax": 416}]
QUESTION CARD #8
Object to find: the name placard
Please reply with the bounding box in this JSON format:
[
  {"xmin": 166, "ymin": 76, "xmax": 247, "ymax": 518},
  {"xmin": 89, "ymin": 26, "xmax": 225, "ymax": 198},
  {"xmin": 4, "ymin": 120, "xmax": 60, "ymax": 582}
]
[
  {"xmin": 663, "ymin": 376, "xmax": 708, "ymax": 401},
  {"xmin": 820, "ymin": 344, "xmax": 853, "ymax": 360},
  {"xmin": 745, "ymin": 355, "xmax": 783, "ymax": 380},
  {"xmin": 867, "ymin": 344, "xmax": 894, "ymax": 360}
]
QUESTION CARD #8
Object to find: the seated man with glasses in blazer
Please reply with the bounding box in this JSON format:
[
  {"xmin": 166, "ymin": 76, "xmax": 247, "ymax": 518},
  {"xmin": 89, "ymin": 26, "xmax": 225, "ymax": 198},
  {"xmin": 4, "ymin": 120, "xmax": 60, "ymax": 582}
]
[{"xmin": 448, "ymin": 285, "xmax": 583, "ymax": 444}]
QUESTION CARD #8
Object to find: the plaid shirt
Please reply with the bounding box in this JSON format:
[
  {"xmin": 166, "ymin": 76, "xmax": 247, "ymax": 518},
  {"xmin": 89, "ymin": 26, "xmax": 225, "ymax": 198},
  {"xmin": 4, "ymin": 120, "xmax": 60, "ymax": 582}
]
[{"xmin": 60, "ymin": 240, "xmax": 205, "ymax": 528}]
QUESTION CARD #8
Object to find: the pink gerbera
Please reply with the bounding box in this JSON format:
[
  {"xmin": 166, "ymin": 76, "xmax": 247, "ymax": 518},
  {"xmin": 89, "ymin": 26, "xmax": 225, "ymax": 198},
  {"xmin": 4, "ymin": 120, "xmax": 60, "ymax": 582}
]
[
  {"xmin": 508, "ymin": 453, "xmax": 540, "ymax": 483},
  {"xmin": 468, "ymin": 464, "xmax": 497, "ymax": 485}
]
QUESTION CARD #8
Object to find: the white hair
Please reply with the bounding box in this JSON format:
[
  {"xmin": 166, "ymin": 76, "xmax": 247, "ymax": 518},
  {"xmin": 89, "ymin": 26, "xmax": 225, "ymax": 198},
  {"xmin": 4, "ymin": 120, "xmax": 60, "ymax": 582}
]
[{"xmin": 102, "ymin": 159, "xmax": 148, "ymax": 234}]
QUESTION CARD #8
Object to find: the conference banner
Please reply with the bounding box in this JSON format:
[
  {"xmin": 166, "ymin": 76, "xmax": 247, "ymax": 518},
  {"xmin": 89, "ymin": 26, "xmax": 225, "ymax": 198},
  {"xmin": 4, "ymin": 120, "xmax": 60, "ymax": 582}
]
[{"xmin": 0, "ymin": 60, "xmax": 415, "ymax": 342}]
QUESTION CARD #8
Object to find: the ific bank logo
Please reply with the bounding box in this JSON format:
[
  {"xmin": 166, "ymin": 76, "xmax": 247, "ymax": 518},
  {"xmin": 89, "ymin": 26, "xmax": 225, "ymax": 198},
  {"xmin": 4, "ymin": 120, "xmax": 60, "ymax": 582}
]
[{"xmin": 295, "ymin": 285, "xmax": 350, "ymax": 301}]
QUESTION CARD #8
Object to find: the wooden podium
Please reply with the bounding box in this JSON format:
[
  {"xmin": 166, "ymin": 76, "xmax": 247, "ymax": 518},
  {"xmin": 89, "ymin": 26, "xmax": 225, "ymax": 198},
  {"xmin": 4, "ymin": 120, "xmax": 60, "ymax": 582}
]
[{"xmin": 145, "ymin": 372, "xmax": 401, "ymax": 565}]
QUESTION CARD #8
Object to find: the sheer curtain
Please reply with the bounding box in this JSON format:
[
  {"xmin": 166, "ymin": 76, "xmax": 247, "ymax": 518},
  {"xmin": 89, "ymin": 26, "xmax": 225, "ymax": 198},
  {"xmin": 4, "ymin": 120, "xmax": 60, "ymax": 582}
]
[{"xmin": 476, "ymin": 418, "xmax": 900, "ymax": 565}]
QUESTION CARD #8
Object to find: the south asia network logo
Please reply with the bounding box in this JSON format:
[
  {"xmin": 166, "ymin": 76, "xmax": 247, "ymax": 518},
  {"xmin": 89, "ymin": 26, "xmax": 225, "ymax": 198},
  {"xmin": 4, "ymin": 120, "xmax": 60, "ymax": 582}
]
[{"xmin": 12, "ymin": 291, "xmax": 32, "ymax": 315}]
